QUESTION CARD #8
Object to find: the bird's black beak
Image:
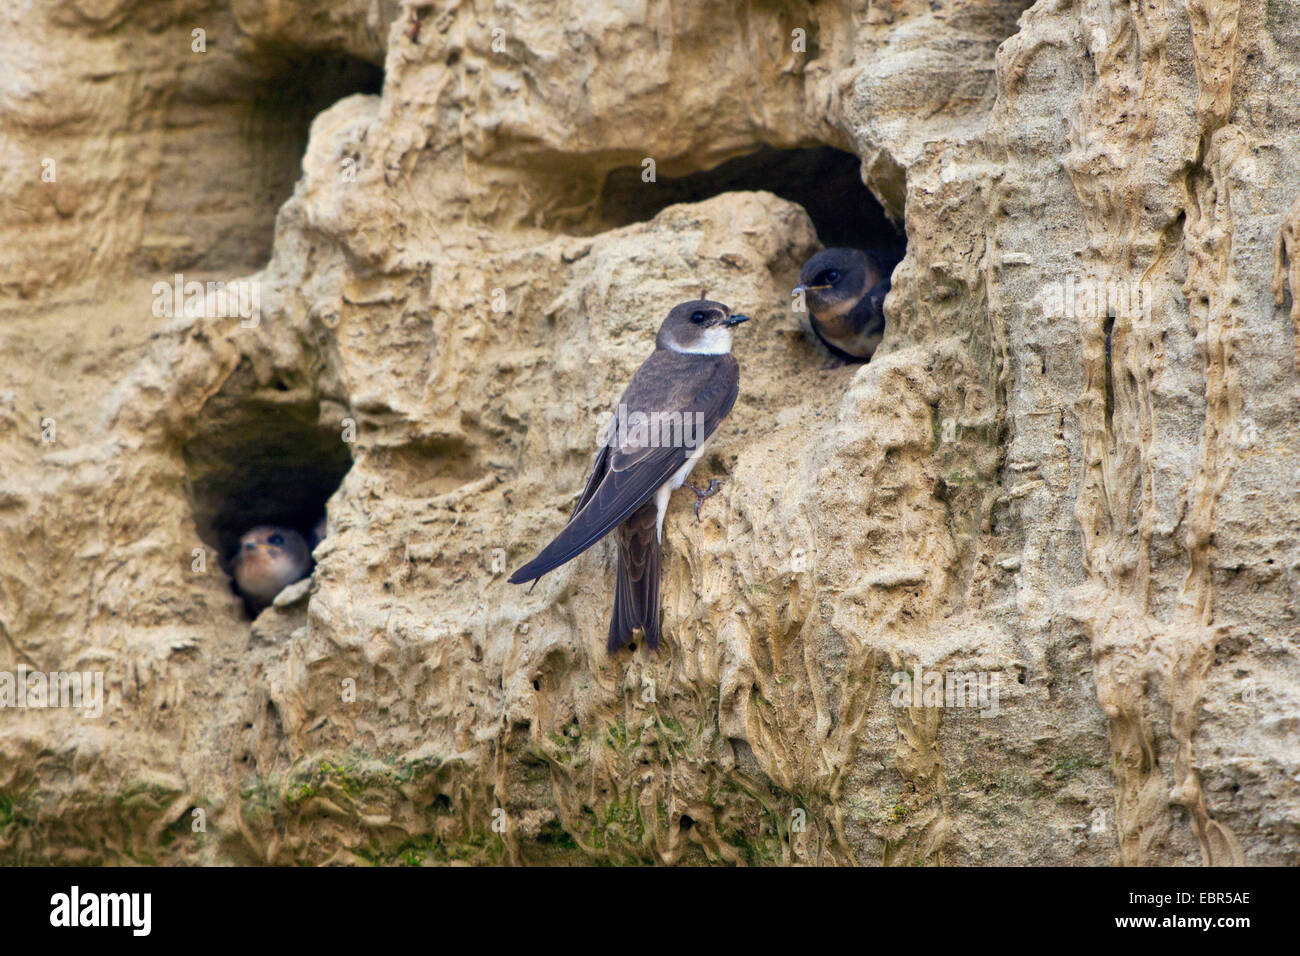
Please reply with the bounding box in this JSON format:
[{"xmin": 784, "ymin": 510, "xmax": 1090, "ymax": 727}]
[{"xmin": 724, "ymin": 313, "xmax": 751, "ymax": 326}]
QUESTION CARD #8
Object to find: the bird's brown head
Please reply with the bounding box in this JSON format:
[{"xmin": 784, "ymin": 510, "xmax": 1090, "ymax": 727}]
[
  {"xmin": 794, "ymin": 248, "xmax": 873, "ymax": 319},
  {"xmin": 233, "ymin": 525, "xmax": 310, "ymax": 604},
  {"xmin": 655, "ymin": 299, "xmax": 751, "ymax": 355}
]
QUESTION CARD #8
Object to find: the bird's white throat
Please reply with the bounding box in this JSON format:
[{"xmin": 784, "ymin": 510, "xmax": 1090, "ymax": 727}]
[{"xmin": 667, "ymin": 325, "xmax": 732, "ymax": 355}]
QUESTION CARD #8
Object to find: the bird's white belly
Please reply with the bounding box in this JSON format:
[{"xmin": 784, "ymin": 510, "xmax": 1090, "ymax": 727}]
[{"xmin": 654, "ymin": 435, "xmax": 713, "ymax": 541}]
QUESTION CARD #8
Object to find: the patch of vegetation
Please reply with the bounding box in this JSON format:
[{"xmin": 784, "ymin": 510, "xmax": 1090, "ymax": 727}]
[
  {"xmin": 112, "ymin": 780, "xmax": 179, "ymax": 809},
  {"xmin": 157, "ymin": 811, "xmax": 196, "ymax": 850},
  {"xmin": 287, "ymin": 751, "xmax": 444, "ymax": 802},
  {"xmin": 650, "ymin": 714, "xmax": 695, "ymax": 758},
  {"xmin": 0, "ymin": 789, "xmax": 33, "ymax": 831},
  {"xmin": 536, "ymin": 817, "xmax": 580, "ymax": 851},
  {"xmin": 1048, "ymin": 755, "xmax": 1103, "ymax": 780},
  {"xmin": 727, "ymin": 806, "xmax": 784, "ymax": 866},
  {"xmin": 239, "ymin": 775, "xmax": 280, "ymax": 821},
  {"xmin": 358, "ymin": 824, "xmax": 505, "ymax": 867}
]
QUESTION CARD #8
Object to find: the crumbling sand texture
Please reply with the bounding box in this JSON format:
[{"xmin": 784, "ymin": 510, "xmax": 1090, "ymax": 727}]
[{"xmin": 0, "ymin": 0, "xmax": 1296, "ymax": 865}]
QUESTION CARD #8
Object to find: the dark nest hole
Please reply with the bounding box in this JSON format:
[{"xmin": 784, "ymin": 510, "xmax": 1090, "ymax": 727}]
[
  {"xmin": 182, "ymin": 375, "xmax": 352, "ymax": 616},
  {"xmin": 598, "ymin": 146, "xmax": 905, "ymax": 254},
  {"xmin": 234, "ymin": 51, "xmax": 385, "ymax": 267},
  {"xmin": 249, "ymin": 49, "xmax": 385, "ymax": 119}
]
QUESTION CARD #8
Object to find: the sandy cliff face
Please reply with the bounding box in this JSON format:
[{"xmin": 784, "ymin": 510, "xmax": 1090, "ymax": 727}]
[{"xmin": 0, "ymin": 0, "xmax": 1295, "ymax": 865}]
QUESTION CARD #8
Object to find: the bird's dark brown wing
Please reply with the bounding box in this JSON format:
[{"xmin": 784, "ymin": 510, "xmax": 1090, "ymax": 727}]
[
  {"xmin": 508, "ymin": 349, "xmax": 739, "ymax": 585},
  {"xmin": 848, "ymin": 279, "xmax": 889, "ymax": 338},
  {"xmin": 568, "ymin": 442, "xmax": 612, "ymax": 520}
]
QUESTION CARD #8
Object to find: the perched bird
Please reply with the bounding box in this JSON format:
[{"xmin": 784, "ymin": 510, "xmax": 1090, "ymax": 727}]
[
  {"xmin": 794, "ymin": 247, "xmax": 898, "ymax": 362},
  {"xmin": 509, "ymin": 299, "xmax": 750, "ymax": 652},
  {"xmin": 232, "ymin": 525, "xmax": 312, "ymax": 615}
]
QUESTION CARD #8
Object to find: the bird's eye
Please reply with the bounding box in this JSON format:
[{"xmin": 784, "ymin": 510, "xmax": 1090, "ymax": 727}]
[
  {"xmin": 690, "ymin": 311, "xmax": 706, "ymax": 323},
  {"xmin": 819, "ymin": 269, "xmax": 841, "ymax": 285},
  {"xmin": 268, "ymin": 534, "xmax": 284, "ymax": 546}
]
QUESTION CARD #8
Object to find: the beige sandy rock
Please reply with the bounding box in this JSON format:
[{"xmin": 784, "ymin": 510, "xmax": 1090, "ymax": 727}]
[{"xmin": 0, "ymin": 0, "xmax": 1295, "ymax": 865}]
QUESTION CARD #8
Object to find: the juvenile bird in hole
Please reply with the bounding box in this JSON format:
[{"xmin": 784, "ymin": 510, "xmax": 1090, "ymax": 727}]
[
  {"xmin": 233, "ymin": 526, "xmax": 312, "ymax": 615},
  {"xmin": 794, "ymin": 247, "xmax": 899, "ymax": 363},
  {"xmin": 509, "ymin": 299, "xmax": 750, "ymax": 652}
]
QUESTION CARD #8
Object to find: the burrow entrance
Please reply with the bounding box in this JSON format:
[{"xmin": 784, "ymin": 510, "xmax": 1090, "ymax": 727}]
[
  {"xmin": 144, "ymin": 51, "xmax": 384, "ymax": 274},
  {"xmin": 598, "ymin": 146, "xmax": 905, "ymax": 254},
  {"xmin": 183, "ymin": 362, "xmax": 352, "ymax": 613}
]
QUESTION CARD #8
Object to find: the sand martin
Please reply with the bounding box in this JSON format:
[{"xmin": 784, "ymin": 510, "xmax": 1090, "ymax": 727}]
[
  {"xmin": 233, "ymin": 525, "xmax": 312, "ymax": 615},
  {"xmin": 794, "ymin": 247, "xmax": 897, "ymax": 362},
  {"xmin": 509, "ymin": 299, "xmax": 750, "ymax": 652}
]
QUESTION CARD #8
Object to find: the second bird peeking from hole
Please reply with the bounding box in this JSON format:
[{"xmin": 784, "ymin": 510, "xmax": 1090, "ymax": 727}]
[
  {"xmin": 794, "ymin": 247, "xmax": 899, "ymax": 365},
  {"xmin": 232, "ymin": 517, "xmax": 326, "ymax": 617}
]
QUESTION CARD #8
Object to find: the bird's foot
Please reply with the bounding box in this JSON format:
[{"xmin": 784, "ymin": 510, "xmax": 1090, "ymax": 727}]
[{"xmin": 687, "ymin": 480, "xmax": 723, "ymax": 520}]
